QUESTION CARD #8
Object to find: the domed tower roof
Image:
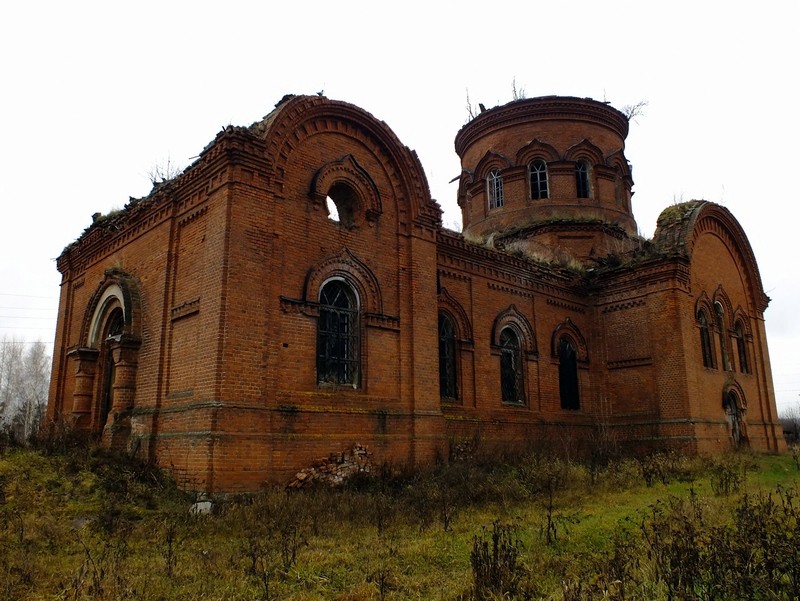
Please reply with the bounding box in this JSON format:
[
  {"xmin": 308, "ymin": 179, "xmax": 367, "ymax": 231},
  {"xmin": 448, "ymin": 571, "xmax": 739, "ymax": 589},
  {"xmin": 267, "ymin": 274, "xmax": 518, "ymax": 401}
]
[{"xmin": 455, "ymin": 96, "xmax": 637, "ymax": 262}]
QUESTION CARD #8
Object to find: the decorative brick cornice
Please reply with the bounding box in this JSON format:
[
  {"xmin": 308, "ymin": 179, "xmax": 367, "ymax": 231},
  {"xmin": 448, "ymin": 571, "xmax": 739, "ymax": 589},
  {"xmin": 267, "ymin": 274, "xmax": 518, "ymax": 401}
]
[{"xmin": 455, "ymin": 96, "xmax": 629, "ymax": 156}]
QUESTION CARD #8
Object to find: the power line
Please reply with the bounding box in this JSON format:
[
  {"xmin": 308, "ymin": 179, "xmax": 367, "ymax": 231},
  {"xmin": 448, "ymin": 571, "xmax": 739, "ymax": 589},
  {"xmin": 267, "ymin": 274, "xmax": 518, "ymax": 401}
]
[{"xmin": 0, "ymin": 293, "xmax": 58, "ymax": 299}]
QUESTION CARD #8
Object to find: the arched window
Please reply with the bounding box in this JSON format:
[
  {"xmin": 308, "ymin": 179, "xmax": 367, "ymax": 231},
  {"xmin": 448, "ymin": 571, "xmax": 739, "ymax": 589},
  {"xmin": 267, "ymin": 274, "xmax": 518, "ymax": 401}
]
[
  {"xmin": 698, "ymin": 309, "xmax": 715, "ymax": 368},
  {"xmin": 575, "ymin": 161, "xmax": 591, "ymax": 199},
  {"xmin": 99, "ymin": 308, "xmax": 124, "ymax": 428},
  {"xmin": 438, "ymin": 312, "xmax": 458, "ymax": 400},
  {"xmin": 734, "ymin": 322, "xmax": 750, "ymax": 374},
  {"xmin": 558, "ymin": 336, "xmax": 580, "ymax": 410},
  {"xmin": 529, "ymin": 159, "xmax": 549, "ymax": 200},
  {"xmin": 500, "ymin": 327, "xmax": 524, "ymax": 404},
  {"xmin": 326, "ymin": 182, "xmax": 359, "ymax": 228},
  {"xmin": 715, "ymin": 302, "xmax": 731, "ymax": 371},
  {"xmin": 487, "ymin": 169, "xmax": 504, "ymax": 209},
  {"xmin": 317, "ymin": 279, "xmax": 359, "ymax": 386}
]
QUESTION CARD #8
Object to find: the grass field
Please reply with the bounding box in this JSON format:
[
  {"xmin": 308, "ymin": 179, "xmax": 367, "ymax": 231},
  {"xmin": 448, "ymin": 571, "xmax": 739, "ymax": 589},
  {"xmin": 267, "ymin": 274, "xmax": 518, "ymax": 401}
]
[{"xmin": 1, "ymin": 441, "xmax": 799, "ymax": 600}]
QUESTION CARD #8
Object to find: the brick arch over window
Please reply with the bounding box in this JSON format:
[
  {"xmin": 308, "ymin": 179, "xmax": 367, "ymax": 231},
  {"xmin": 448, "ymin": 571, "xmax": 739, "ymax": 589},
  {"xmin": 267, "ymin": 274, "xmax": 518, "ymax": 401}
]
[
  {"xmin": 563, "ymin": 139, "xmax": 604, "ymax": 166},
  {"xmin": 310, "ymin": 154, "xmax": 382, "ymax": 225},
  {"xmin": 515, "ymin": 139, "xmax": 560, "ymax": 165},
  {"xmin": 474, "ymin": 150, "xmax": 512, "ymax": 181},
  {"xmin": 549, "ymin": 318, "xmax": 588, "ymax": 362},
  {"xmin": 712, "ymin": 286, "xmax": 735, "ymax": 321},
  {"xmin": 605, "ymin": 150, "xmax": 632, "ymax": 181},
  {"xmin": 81, "ymin": 267, "xmax": 142, "ymax": 348},
  {"xmin": 438, "ymin": 287, "xmax": 473, "ymax": 342},
  {"xmin": 304, "ymin": 248, "xmax": 383, "ymax": 316},
  {"xmin": 491, "ymin": 305, "xmax": 537, "ymax": 355},
  {"xmin": 257, "ymin": 94, "xmax": 440, "ymax": 230}
]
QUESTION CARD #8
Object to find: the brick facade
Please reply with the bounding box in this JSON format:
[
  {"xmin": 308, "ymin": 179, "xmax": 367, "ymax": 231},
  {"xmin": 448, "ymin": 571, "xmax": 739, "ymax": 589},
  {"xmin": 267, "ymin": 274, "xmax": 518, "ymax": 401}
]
[{"xmin": 46, "ymin": 95, "xmax": 785, "ymax": 492}]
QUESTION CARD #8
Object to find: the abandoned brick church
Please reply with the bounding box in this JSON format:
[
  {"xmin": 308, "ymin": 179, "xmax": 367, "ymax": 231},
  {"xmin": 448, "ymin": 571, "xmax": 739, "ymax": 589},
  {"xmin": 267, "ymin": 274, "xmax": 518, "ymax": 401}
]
[{"xmin": 46, "ymin": 94, "xmax": 785, "ymax": 491}]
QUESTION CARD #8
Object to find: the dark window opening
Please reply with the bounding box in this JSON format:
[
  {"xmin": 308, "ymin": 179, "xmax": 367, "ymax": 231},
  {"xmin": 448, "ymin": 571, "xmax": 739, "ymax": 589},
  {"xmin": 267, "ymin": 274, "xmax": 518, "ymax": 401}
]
[
  {"xmin": 317, "ymin": 280, "xmax": 359, "ymax": 386},
  {"xmin": 529, "ymin": 159, "xmax": 549, "ymax": 200},
  {"xmin": 438, "ymin": 312, "xmax": 458, "ymax": 400},
  {"xmin": 487, "ymin": 169, "xmax": 504, "ymax": 209},
  {"xmin": 575, "ymin": 161, "xmax": 591, "ymax": 199},
  {"xmin": 326, "ymin": 183, "xmax": 358, "ymax": 227},
  {"xmin": 558, "ymin": 336, "xmax": 580, "ymax": 410},
  {"xmin": 500, "ymin": 327, "xmax": 524, "ymax": 404},
  {"xmin": 715, "ymin": 302, "xmax": 731, "ymax": 371},
  {"xmin": 735, "ymin": 322, "xmax": 750, "ymax": 374},
  {"xmin": 699, "ymin": 310, "xmax": 715, "ymax": 368},
  {"xmin": 100, "ymin": 308, "xmax": 124, "ymax": 427}
]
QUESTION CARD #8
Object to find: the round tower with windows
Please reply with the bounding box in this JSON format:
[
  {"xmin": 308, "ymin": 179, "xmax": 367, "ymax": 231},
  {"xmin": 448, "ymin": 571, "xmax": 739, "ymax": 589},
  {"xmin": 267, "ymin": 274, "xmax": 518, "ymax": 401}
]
[{"xmin": 455, "ymin": 96, "xmax": 637, "ymax": 262}]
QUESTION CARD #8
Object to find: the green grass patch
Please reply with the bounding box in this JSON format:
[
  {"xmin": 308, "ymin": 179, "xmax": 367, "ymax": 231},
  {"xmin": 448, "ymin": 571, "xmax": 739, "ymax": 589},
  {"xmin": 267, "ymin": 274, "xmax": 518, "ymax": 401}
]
[{"xmin": 1, "ymin": 445, "xmax": 798, "ymax": 600}]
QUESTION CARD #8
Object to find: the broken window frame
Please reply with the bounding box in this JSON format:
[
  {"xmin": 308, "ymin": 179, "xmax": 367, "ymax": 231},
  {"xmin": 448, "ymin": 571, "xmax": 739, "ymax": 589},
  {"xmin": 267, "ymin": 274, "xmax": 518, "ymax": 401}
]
[
  {"xmin": 575, "ymin": 161, "xmax": 591, "ymax": 199},
  {"xmin": 487, "ymin": 169, "xmax": 504, "ymax": 209}
]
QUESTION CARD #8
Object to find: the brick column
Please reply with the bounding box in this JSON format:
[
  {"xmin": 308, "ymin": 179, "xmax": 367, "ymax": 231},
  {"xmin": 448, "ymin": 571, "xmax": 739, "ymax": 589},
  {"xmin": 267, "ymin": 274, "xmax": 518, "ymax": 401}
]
[
  {"xmin": 105, "ymin": 335, "xmax": 141, "ymax": 450},
  {"xmin": 67, "ymin": 347, "xmax": 99, "ymax": 430}
]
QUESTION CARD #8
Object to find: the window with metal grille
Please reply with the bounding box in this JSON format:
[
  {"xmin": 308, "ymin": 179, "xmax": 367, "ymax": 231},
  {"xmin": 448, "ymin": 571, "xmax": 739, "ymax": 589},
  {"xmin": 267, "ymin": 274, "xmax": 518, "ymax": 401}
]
[
  {"xmin": 438, "ymin": 312, "xmax": 458, "ymax": 400},
  {"xmin": 575, "ymin": 161, "xmax": 591, "ymax": 198},
  {"xmin": 529, "ymin": 159, "xmax": 549, "ymax": 200},
  {"xmin": 558, "ymin": 336, "xmax": 580, "ymax": 410},
  {"xmin": 317, "ymin": 280, "xmax": 359, "ymax": 386},
  {"xmin": 500, "ymin": 327, "xmax": 524, "ymax": 404},
  {"xmin": 487, "ymin": 169, "xmax": 504, "ymax": 209},
  {"xmin": 698, "ymin": 309, "xmax": 715, "ymax": 368}
]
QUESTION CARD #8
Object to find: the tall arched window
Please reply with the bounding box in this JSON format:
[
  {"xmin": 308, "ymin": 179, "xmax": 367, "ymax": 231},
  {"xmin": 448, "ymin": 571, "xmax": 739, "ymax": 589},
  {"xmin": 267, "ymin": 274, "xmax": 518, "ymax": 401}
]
[
  {"xmin": 99, "ymin": 308, "xmax": 124, "ymax": 428},
  {"xmin": 500, "ymin": 327, "xmax": 524, "ymax": 404},
  {"xmin": 317, "ymin": 279, "xmax": 359, "ymax": 386},
  {"xmin": 698, "ymin": 309, "xmax": 715, "ymax": 368},
  {"xmin": 529, "ymin": 159, "xmax": 549, "ymax": 200},
  {"xmin": 487, "ymin": 169, "xmax": 504, "ymax": 209},
  {"xmin": 575, "ymin": 161, "xmax": 591, "ymax": 199},
  {"xmin": 438, "ymin": 312, "xmax": 458, "ymax": 400},
  {"xmin": 715, "ymin": 302, "xmax": 731, "ymax": 371},
  {"xmin": 734, "ymin": 322, "xmax": 750, "ymax": 374},
  {"xmin": 558, "ymin": 337, "xmax": 580, "ymax": 410}
]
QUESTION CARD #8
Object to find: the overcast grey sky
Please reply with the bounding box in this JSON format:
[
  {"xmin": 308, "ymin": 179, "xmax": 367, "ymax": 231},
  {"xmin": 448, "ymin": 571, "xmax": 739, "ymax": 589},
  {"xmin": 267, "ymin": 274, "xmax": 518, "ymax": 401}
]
[{"xmin": 1, "ymin": 1, "xmax": 798, "ymax": 411}]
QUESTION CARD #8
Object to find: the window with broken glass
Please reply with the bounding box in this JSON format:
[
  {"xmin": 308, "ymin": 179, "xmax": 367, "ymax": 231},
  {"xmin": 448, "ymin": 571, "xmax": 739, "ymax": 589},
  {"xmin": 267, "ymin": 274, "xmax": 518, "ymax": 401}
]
[
  {"xmin": 575, "ymin": 161, "xmax": 591, "ymax": 198},
  {"xmin": 529, "ymin": 159, "xmax": 549, "ymax": 200},
  {"xmin": 500, "ymin": 327, "xmax": 524, "ymax": 404},
  {"xmin": 317, "ymin": 280, "xmax": 359, "ymax": 386},
  {"xmin": 487, "ymin": 169, "xmax": 504, "ymax": 209}
]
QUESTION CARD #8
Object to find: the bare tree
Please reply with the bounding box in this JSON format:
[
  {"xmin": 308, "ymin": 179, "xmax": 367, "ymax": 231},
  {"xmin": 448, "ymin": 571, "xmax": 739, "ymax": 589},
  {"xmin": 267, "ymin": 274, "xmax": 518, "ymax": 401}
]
[
  {"xmin": 0, "ymin": 337, "xmax": 51, "ymax": 442},
  {"xmin": 147, "ymin": 156, "xmax": 184, "ymax": 186},
  {"xmin": 621, "ymin": 100, "xmax": 648, "ymax": 123},
  {"xmin": 511, "ymin": 78, "xmax": 526, "ymax": 101}
]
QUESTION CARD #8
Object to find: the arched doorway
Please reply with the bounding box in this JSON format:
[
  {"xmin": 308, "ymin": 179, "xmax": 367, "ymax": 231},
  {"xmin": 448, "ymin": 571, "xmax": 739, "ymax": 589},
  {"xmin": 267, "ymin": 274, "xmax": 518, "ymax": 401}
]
[{"xmin": 723, "ymin": 388, "xmax": 748, "ymax": 448}]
